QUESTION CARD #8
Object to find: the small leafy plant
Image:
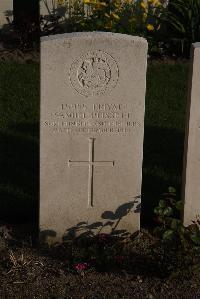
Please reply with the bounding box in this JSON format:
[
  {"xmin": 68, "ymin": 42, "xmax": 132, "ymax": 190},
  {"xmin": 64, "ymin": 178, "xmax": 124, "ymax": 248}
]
[{"xmin": 154, "ymin": 187, "xmax": 200, "ymax": 250}]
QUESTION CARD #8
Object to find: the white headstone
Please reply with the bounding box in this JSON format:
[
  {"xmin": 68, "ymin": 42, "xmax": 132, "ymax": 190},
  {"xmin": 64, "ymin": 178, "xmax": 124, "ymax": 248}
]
[
  {"xmin": 40, "ymin": 32, "xmax": 147, "ymax": 243},
  {"xmin": 182, "ymin": 43, "xmax": 200, "ymax": 226},
  {"xmin": 0, "ymin": 0, "xmax": 13, "ymax": 28}
]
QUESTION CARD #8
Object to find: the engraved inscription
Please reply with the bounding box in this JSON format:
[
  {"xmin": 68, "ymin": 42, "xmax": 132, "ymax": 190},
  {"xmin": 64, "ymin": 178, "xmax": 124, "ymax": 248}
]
[
  {"xmin": 69, "ymin": 50, "xmax": 119, "ymax": 97},
  {"xmin": 43, "ymin": 102, "xmax": 141, "ymax": 135},
  {"xmin": 68, "ymin": 138, "xmax": 114, "ymax": 207}
]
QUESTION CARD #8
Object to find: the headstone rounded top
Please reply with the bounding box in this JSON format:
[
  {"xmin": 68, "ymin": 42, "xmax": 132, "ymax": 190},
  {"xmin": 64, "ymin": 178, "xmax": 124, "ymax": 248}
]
[
  {"xmin": 193, "ymin": 42, "xmax": 200, "ymax": 49},
  {"xmin": 41, "ymin": 31, "xmax": 148, "ymax": 46},
  {"xmin": 40, "ymin": 30, "xmax": 148, "ymax": 243}
]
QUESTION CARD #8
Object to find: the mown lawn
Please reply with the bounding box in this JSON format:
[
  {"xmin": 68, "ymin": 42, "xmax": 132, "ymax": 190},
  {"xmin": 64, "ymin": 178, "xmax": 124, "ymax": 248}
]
[
  {"xmin": 0, "ymin": 61, "xmax": 39, "ymax": 222},
  {"xmin": 143, "ymin": 62, "xmax": 189, "ymax": 224},
  {"xmin": 0, "ymin": 61, "xmax": 189, "ymax": 224}
]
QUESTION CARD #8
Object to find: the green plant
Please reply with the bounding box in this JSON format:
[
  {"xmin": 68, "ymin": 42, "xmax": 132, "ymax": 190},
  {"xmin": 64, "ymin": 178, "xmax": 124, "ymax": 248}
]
[
  {"xmin": 40, "ymin": 0, "xmax": 86, "ymax": 35},
  {"xmin": 80, "ymin": 0, "xmax": 122, "ymax": 32},
  {"xmin": 39, "ymin": 0, "xmax": 167, "ymax": 55},
  {"xmin": 161, "ymin": 0, "xmax": 200, "ymax": 56},
  {"xmin": 81, "ymin": 0, "xmax": 167, "ymax": 55},
  {"xmin": 154, "ymin": 187, "xmax": 200, "ymax": 250}
]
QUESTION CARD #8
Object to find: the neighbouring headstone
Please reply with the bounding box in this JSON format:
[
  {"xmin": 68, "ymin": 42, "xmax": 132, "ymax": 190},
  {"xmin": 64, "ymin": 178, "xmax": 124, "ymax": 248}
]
[
  {"xmin": 40, "ymin": 32, "xmax": 147, "ymax": 243},
  {"xmin": 0, "ymin": 0, "xmax": 13, "ymax": 28},
  {"xmin": 182, "ymin": 43, "xmax": 200, "ymax": 226}
]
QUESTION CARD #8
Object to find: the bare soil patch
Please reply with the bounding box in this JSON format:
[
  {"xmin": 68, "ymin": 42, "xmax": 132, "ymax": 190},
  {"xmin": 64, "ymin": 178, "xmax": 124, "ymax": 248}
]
[{"xmin": 0, "ymin": 225, "xmax": 199, "ymax": 299}]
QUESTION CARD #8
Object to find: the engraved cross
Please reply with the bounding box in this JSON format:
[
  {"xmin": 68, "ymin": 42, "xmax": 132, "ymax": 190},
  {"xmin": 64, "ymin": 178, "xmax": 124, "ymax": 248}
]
[{"xmin": 68, "ymin": 138, "xmax": 114, "ymax": 207}]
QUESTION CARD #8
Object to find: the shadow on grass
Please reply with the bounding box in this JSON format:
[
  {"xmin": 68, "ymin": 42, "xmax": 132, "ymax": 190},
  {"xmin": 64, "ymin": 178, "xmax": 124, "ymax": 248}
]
[
  {"xmin": 142, "ymin": 126, "xmax": 185, "ymax": 226},
  {"xmin": 0, "ymin": 122, "xmax": 39, "ymax": 223}
]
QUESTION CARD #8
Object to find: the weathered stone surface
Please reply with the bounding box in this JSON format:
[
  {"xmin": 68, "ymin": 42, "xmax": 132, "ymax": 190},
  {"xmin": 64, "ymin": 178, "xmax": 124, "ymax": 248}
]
[
  {"xmin": 40, "ymin": 32, "xmax": 147, "ymax": 243},
  {"xmin": 0, "ymin": 0, "xmax": 12, "ymax": 28},
  {"xmin": 182, "ymin": 43, "xmax": 200, "ymax": 226}
]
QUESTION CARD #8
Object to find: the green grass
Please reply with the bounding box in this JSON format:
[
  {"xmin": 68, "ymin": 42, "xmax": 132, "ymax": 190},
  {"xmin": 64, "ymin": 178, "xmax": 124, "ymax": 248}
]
[
  {"xmin": 0, "ymin": 60, "xmax": 189, "ymax": 224},
  {"xmin": 0, "ymin": 61, "xmax": 39, "ymax": 222},
  {"xmin": 0, "ymin": 61, "xmax": 39, "ymax": 130},
  {"xmin": 142, "ymin": 62, "xmax": 189, "ymax": 224},
  {"xmin": 145, "ymin": 63, "xmax": 188, "ymax": 130}
]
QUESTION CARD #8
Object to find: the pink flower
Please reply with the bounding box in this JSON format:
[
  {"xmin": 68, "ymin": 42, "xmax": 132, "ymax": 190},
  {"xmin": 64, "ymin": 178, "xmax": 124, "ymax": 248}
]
[{"xmin": 74, "ymin": 262, "xmax": 88, "ymax": 272}]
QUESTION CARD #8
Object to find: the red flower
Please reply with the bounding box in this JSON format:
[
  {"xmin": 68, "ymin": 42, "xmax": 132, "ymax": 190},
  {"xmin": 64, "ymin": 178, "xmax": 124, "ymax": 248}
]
[{"xmin": 74, "ymin": 263, "xmax": 88, "ymax": 272}]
